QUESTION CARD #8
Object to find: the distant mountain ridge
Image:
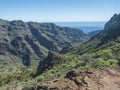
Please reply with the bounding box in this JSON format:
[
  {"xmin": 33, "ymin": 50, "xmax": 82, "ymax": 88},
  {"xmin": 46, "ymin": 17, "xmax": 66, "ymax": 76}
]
[
  {"xmin": 0, "ymin": 19, "xmax": 88, "ymax": 66},
  {"xmin": 87, "ymin": 30, "xmax": 102, "ymax": 38}
]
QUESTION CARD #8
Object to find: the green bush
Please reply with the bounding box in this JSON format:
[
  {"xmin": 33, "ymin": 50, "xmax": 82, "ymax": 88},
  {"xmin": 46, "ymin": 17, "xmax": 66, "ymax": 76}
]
[{"xmin": 94, "ymin": 58, "xmax": 118, "ymax": 67}]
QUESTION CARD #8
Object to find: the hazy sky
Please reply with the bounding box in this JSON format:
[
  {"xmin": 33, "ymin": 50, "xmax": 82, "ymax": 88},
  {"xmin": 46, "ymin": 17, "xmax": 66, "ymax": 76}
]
[{"xmin": 0, "ymin": 0, "xmax": 120, "ymax": 22}]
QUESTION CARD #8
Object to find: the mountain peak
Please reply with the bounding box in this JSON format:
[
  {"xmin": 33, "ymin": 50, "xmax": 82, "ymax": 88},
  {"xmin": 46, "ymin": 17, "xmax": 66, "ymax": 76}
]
[
  {"xmin": 105, "ymin": 13, "xmax": 120, "ymax": 30},
  {"xmin": 10, "ymin": 20, "xmax": 25, "ymax": 26}
]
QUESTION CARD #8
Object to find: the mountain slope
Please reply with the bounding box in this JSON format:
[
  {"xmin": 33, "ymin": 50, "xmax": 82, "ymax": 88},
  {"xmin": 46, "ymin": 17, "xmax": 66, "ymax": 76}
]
[
  {"xmin": 35, "ymin": 13, "xmax": 120, "ymax": 82},
  {"xmin": 0, "ymin": 19, "xmax": 88, "ymax": 66},
  {"xmin": 29, "ymin": 13, "xmax": 120, "ymax": 90},
  {"xmin": 67, "ymin": 13, "xmax": 120, "ymax": 56},
  {"xmin": 1, "ymin": 14, "xmax": 120, "ymax": 90},
  {"xmin": 87, "ymin": 30, "xmax": 102, "ymax": 38},
  {"xmin": 36, "ymin": 13, "xmax": 120, "ymax": 76}
]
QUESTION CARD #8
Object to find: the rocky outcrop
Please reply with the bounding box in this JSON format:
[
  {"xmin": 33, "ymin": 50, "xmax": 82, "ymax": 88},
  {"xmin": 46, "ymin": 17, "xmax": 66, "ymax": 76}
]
[
  {"xmin": 36, "ymin": 78, "xmax": 78, "ymax": 90},
  {"xmin": 23, "ymin": 68, "xmax": 120, "ymax": 90},
  {"xmin": 65, "ymin": 68, "xmax": 120, "ymax": 90},
  {"xmin": 36, "ymin": 51, "xmax": 65, "ymax": 75}
]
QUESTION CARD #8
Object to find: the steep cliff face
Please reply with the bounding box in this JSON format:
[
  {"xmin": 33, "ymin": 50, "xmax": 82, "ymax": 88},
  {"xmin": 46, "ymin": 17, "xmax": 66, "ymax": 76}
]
[
  {"xmin": 105, "ymin": 14, "xmax": 120, "ymax": 31},
  {"xmin": 0, "ymin": 19, "xmax": 88, "ymax": 66}
]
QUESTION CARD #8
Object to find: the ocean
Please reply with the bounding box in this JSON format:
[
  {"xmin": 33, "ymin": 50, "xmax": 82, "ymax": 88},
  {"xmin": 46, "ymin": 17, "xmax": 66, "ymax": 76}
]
[{"xmin": 55, "ymin": 22, "xmax": 106, "ymax": 33}]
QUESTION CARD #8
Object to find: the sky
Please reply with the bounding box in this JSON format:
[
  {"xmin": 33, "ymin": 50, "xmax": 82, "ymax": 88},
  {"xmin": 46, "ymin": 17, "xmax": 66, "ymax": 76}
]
[{"xmin": 0, "ymin": 0, "xmax": 120, "ymax": 22}]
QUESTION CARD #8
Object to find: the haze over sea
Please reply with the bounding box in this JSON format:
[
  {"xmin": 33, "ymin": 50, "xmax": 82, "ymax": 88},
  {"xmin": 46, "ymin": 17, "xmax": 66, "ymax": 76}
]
[{"xmin": 55, "ymin": 22, "xmax": 106, "ymax": 33}]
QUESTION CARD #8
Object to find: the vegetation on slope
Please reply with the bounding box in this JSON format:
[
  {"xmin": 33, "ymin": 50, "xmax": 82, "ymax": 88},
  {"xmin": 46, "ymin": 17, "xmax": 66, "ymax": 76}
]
[
  {"xmin": 0, "ymin": 19, "xmax": 88, "ymax": 66},
  {"xmin": 1, "ymin": 14, "xmax": 120, "ymax": 89},
  {"xmin": 35, "ymin": 13, "xmax": 120, "ymax": 82}
]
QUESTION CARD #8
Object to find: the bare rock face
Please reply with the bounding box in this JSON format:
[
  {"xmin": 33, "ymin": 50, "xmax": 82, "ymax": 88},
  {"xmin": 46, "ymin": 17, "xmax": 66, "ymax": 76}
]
[
  {"xmin": 28, "ymin": 68, "xmax": 120, "ymax": 90},
  {"xmin": 36, "ymin": 51, "xmax": 66, "ymax": 75},
  {"xmin": 65, "ymin": 68, "xmax": 120, "ymax": 90},
  {"xmin": 36, "ymin": 78, "xmax": 79, "ymax": 90}
]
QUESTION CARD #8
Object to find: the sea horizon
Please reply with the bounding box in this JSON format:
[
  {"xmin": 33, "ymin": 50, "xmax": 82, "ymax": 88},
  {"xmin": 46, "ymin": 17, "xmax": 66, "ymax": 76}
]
[{"xmin": 54, "ymin": 21, "xmax": 106, "ymax": 32}]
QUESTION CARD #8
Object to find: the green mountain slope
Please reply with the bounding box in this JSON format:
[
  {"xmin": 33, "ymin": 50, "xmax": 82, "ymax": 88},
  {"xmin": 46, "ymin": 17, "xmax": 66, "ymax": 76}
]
[
  {"xmin": 0, "ymin": 19, "xmax": 88, "ymax": 66},
  {"xmin": 67, "ymin": 14, "xmax": 120, "ymax": 56},
  {"xmin": 1, "ymin": 14, "xmax": 120, "ymax": 89},
  {"xmin": 36, "ymin": 13, "xmax": 120, "ymax": 79}
]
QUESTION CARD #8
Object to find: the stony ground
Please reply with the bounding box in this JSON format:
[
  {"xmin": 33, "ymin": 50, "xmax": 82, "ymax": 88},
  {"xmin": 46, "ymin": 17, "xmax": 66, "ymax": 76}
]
[{"xmin": 20, "ymin": 68, "xmax": 120, "ymax": 90}]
